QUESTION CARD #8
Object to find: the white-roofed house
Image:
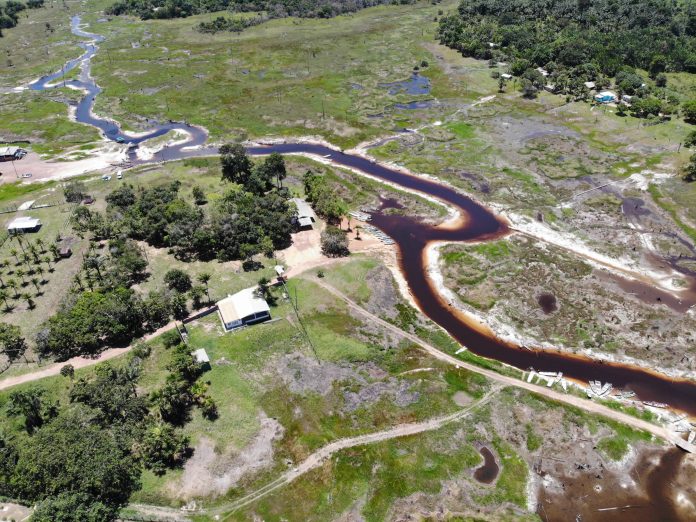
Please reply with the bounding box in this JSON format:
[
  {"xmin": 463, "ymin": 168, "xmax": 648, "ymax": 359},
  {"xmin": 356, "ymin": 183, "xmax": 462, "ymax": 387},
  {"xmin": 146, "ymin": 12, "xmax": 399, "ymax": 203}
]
[
  {"xmin": 291, "ymin": 198, "xmax": 317, "ymax": 230},
  {"xmin": 594, "ymin": 91, "xmax": 617, "ymax": 103},
  {"xmin": 217, "ymin": 286, "xmax": 271, "ymax": 331},
  {"xmin": 7, "ymin": 216, "xmax": 41, "ymax": 233},
  {"xmin": 0, "ymin": 146, "xmax": 26, "ymax": 162}
]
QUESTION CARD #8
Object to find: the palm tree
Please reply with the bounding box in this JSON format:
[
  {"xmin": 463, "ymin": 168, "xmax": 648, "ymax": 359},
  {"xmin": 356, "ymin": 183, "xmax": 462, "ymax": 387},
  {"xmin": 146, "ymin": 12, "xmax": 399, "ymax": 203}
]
[
  {"xmin": 36, "ymin": 238, "xmax": 45, "ymax": 253},
  {"xmin": 21, "ymin": 253, "xmax": 33, "ymax": 273},
  {"xmin": 22, "ymin": 293, "xmax": 34, "ymax": 310},
  {"xmin": 72, "ymin": 274, "xmax": 83, "ymax": 291},
  {"xmin": 42, "ymin": 255, "xmax": 52, "ymax": 271},
  {"xmin": 7, "ymin": 279, "xmax": 18, "ymax": 298},
  {"xmin": 16, "ymin": 269, "xmax": 25, "ymax": 285},
  {"xmin": 49, "ymin": 243, "xmax": 60, "ymax": 261},
  {"xmin": 0, "ymin": 289, "xmax": 9, "ymax": 311},
  {"xmin": 0, "ymin": 270, "xmax": 4, "ymax": 288},
  {"xmin": 14, "ymin": 235, "xmax": 26, "ymax": 255},
  {"xmin": 197, "ymin": 272, "xmax": 212, "ymax": 303},
  {"xmin": 84, "ymin": 255, "xmax": 102, "ymax": 280},
  {"xmin": 9, "ymin": 248, "xmax": 19, "ymax": 264},
  {"xmin": 30, "ymin": 277, "xmax": 40, "ymax": 292},
  {"xmin": 2, "ymin": 259, "xmax": 10, "ymax": 271}
]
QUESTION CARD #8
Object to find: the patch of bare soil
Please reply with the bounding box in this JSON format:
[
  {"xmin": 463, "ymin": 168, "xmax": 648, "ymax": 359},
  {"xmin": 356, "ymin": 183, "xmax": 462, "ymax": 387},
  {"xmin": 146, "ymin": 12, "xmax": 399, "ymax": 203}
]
[
  {"xmin": 333, "ymin": 496, "xmax": 367, "ymax": 522},
  {"xmin": 272, "ymin": 352, "xmax": 419, "ymax": 412},
  {"xmin": 364, "ymin": 264, "xmax": 400, "ymax": 319},
  {"xmin": 343, "ymin": 379, "xmax": 420, "ymax": 412},
  {"xmin": 172, "ymin": 413, "xmax": 284, "ymax": 499},
  {"xmin": 274, "ymin": 352, "xmax": 357, "ymax": 396},
  {"xmin": 452, "ymin": 390, "xmax": 472, "ymax": 407}
]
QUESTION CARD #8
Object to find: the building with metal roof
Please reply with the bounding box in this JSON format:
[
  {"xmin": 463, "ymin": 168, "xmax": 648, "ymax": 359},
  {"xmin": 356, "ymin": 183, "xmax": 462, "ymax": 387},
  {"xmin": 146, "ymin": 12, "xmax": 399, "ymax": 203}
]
[
  {"xmin": 0, "ymin": 147, "xmax": 26, "ymax": 162},
  {"xmin": 217, "ymin": 286, "xmax": 271, "ymax": 331},
  {"xmin": 291, "ymin": 198, "xmax": 317, "ymax": 229},
  {"xmin": 7, "ymin": 216, "xmax": 41, "ymax": 233}
]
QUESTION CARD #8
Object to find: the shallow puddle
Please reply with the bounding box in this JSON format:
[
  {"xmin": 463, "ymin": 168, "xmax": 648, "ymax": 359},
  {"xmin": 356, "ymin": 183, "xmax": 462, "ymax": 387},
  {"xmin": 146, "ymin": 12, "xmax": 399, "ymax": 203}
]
[{"xmin": 473, "ymin": 446, "xmax": 499, "ymax": 484}]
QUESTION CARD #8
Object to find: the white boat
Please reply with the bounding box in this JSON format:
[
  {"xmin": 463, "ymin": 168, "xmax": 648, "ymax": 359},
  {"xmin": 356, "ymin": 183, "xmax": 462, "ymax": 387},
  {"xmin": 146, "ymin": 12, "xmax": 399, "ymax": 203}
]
[{"xmin": 643, "ymin": 401, "xmax": 668, "ymax": 408}]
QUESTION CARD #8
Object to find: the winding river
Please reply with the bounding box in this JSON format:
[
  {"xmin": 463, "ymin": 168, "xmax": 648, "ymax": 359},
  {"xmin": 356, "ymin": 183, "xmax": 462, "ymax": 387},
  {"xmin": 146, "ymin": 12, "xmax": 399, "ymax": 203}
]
[{"xmin": 29, "ymin": 16, "xmax": 696, "ymax": 416}]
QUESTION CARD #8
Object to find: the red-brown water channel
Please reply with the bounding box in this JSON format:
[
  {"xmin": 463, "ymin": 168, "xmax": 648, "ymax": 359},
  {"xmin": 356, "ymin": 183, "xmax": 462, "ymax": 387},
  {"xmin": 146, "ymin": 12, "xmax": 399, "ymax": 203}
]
[
  {"xmin": 247, "ymin": 144, "xmax": 696, "ymax": 417},
  {"xmin": 31, "ymin": 16, "xmax": 696, "ymax": 415}
]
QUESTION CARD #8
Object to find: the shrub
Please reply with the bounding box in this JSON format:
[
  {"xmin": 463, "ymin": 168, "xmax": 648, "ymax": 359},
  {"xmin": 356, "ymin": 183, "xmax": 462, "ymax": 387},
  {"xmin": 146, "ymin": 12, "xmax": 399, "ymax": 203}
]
[
  {"xmin": 60, "ymin": 364, "xmax": 74, "ymax": 379},
  {"xmin": 164, "ymin": 269, "xmax": 192, "ymax": 293},
  {"xmin": 321, "ymin": 226, "xmax": 349, "ymax": 257}
]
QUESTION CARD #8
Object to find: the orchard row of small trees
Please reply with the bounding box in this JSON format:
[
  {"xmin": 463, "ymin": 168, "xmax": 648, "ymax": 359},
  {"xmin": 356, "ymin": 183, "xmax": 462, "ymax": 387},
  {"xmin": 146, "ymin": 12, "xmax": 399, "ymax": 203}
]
[{"xmin": 0, "ymin": 234, "xmax": 64, "ymax": 313}]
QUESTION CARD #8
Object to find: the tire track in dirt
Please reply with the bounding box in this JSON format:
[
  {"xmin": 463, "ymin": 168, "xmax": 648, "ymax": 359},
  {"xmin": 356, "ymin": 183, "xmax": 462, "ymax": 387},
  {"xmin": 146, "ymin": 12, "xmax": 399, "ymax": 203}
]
[{"xmin": 217, "ymin": 387, "xmax": 501, "ymax": 517}]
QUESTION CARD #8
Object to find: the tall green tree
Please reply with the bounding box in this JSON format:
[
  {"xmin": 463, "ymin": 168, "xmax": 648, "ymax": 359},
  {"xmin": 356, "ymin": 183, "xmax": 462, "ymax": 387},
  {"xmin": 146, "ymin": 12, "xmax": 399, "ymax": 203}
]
[
  {"xmin": 6, "ymin": 387, "xmax": 56, "ymax": 434},
  {"xmin": 220, "ymin": 143, "xmax": 252, "ymax": 185},
  {"xmin": 0, "ymin": 322, "xmax": 26, "ymax": 363}
]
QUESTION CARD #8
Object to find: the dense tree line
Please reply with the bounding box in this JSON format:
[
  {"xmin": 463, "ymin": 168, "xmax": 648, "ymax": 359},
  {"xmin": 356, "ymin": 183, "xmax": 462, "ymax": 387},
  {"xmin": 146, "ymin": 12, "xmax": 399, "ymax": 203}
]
[
  {"xmin": 303, "ymin": 169, "xmax": 347, "ymax": 223},
  {"xmin": 0, "ymin": 0, "xmax": 44, "ymax": 37},
  {"xmin": 74, "ymin": 149, "xmax": 296, "ymax": 263},
  {"xmin": 197, "ymin": 13, "xmax": 265, "ymax": 33},
  {"xmin": 106, "ymin": 0, "xmax": 413, "ymax": 23},
  {"xmin": 37, "ymin": 149, "xmax": 294, "ymax": 359},
  {"xmin": 1, "ymin": 342, "xmax": 211, "ymax": 520},
  {"xmin": 439, "ymin": 0, "xmax": 696, "ymax": 75}
]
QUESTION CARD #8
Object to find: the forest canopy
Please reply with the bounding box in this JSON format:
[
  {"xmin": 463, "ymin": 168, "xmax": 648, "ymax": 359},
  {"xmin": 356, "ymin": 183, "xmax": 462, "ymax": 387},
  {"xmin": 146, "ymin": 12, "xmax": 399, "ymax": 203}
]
[
  {"xmin": 437, "ymin": 0, "xmax": 696, "ymax": 75},
  {"xmin": 0, "ymin": 0, "xmax": 44, "ymax": 37},
  {"xmin": 106, "ymin": 0, "xmax": 414, "ymax": 21}
]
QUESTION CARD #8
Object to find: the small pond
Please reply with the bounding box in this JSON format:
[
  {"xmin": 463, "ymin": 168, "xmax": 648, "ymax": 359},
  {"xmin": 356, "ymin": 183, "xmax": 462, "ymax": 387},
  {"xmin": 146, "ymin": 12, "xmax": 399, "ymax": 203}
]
[
  {"xmin": 473, "ymin": 446, "xmax": 499, "ymax": 484},
  {"xmin": 379, "ymin": 72, "xmax": 430, "ymax": 95}
]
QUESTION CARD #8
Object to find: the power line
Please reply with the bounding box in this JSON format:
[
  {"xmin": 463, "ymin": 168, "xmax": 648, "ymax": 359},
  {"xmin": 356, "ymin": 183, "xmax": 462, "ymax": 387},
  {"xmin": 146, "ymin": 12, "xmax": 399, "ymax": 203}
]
[{"xmin": 281, "ymin": 278, "xmax": 319, "ymax": 363}]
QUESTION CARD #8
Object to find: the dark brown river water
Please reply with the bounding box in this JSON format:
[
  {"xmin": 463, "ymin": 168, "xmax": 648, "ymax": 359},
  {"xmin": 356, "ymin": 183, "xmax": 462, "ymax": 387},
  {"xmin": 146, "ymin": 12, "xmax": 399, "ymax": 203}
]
[
  {"xmin": 538, "ymin": 448, "xmax": 695, "ymax": 521},
  {"xmin": 245, "ymin": 144, "xmax": 696, "ymax": 417},
  {"xmin": 32, "ymin": 16, "xmax": 696, "ymax": 416}
]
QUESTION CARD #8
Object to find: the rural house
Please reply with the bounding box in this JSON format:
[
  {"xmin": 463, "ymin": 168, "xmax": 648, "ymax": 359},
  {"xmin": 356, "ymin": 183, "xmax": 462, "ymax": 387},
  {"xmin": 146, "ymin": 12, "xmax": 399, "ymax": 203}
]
[
  {"xmin": 594, "ymin": 91, "xmax": 617, "ymax": 103},
  {"xmin": 7, "ymin": 216, "xmax": 41, "ymax": 233},
  {"xmin": 291, "ymin": 198, "xmax": 317, "ymax": 230},
  {"xmin": 0, "ymin": 146, "xmax": 27, "ymax": 162},
  {"xmin": 217, "ymin": 286, "xmax": 271, "ymax": 331}
]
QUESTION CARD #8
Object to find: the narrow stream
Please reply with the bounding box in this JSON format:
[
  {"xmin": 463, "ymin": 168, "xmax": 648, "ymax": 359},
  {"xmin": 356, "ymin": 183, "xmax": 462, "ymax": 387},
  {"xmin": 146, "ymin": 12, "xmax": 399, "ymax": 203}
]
[{"xmin": 28, "ymin": 16, "xmax": 696, "ymax": 416}]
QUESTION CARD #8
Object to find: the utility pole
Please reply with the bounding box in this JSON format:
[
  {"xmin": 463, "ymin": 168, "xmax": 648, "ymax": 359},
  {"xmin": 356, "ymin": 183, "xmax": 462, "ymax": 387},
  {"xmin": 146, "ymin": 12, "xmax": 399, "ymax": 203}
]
[{"xmin": 283, "ymin": 279, "xmax": 319, "ymax": 363}]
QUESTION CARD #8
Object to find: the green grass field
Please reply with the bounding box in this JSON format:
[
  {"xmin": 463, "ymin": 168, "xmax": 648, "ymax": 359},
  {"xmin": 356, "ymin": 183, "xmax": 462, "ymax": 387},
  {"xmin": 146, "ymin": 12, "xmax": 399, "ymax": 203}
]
[{"xmin": 80, "ymin": 0, "xmax": 461, "ymax": 148}]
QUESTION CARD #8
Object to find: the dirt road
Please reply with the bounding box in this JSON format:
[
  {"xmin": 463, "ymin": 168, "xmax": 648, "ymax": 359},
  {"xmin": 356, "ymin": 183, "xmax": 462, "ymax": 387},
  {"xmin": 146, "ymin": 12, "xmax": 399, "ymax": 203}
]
[
  {"xmin": 216, "ymin": 386, "xmax": 502, "ymax": 517},
  {"xmin": 312, "ymin": 278, "xmax": 695, "ymax": 453},
  {"xmin": 0, "ymin": 308, "xmax": 214, "ymax": 391}
]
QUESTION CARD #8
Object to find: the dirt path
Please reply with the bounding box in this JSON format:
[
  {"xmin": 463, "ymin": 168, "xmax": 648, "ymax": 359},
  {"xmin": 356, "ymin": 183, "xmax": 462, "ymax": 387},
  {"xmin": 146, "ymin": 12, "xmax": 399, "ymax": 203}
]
[
  {"xmin": 214, "ymin": 386, "xmax": 502, "ymax": 517},
  {"xmin": 0, "ymin": 307, "xmax": 215, "ymax": 391},
  {"xmin": 311, "ymin": 278, "xmax": 696, "ymax": 452}
]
